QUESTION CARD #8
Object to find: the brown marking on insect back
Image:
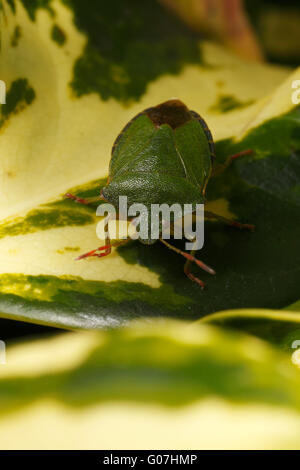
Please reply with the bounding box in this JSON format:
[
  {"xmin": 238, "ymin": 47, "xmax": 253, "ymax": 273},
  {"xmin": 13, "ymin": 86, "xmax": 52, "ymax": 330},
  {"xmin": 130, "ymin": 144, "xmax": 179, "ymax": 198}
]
[{"xmin": 146, "ymin": 99, "xmax": 193, "ymax": 130}]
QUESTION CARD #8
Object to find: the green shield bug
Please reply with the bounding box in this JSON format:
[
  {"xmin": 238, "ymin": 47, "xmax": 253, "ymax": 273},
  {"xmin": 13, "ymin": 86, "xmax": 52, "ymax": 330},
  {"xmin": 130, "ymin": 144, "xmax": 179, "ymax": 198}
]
[{"xmin": 65, "ymin": 99, "xmax": 254, "ymax": 288}]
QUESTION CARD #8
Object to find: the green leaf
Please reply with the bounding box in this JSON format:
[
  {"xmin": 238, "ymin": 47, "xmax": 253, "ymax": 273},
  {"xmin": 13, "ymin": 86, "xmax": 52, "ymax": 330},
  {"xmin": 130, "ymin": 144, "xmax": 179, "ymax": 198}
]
[
  {"xmin": 285, "ymin": 300, "xmax": 300, "ymax": 313},
  {"xmin": 201, "ymin": 309, "xmax": 300, "ymax": 353},
  {"xmin": 1, "ymin": 320, "xmax": 300, "ymax": 449},
  {"xmin": 0, "ymin": 0, "xmax": 299, "ymax": 329}
]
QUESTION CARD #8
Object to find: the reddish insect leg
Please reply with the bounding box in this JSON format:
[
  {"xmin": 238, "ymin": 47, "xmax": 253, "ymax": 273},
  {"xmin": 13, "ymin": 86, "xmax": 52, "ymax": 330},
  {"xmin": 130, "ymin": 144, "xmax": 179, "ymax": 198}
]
[
  {"xmin": 75, "ymin": 211, "xmax": 128, "ymax": 260},
  {"xmin": 205, "ymin": 211, "xmax": 255, "ymax": 231},
  {"xmin": 160, "ymin": 239, "xmax": 215, "ymax": 289},
  {"xmin": 226, "ymin": 149, "xmax": 253, "ymax": 162},
  {"xmin": 76, "ymin": 243, "xmax": 111, "ymax": 260},
  {"xmin": 212, "ymin": 149, "xmax": 253, "ymax": 176},
  {"xmin": 76, "ymin": 239, "xmax": 129, "ymax": 260},
  {"xmin": 184, "ymin": 259, "xmax": 206, "ymax": 289},
  {"xmin": 64, "ymin": 193, "xmax": 104, "ymax": 205},
  {"xmin": 160, "ymin": 239, "xmax": 215, "ymax": 275},
  {"xmin": 76, "ymin": 215, "xmax": 112, "ymax": 260}
]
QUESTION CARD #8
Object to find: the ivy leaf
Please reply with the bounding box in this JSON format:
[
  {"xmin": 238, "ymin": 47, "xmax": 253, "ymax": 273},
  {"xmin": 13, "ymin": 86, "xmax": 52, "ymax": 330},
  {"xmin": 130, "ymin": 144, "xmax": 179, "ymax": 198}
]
[
  {"xmin": 0, "ymin": 0, "xmax": 299, "ymax": 329},
  {"xmin": 1, "ymin": 320, "xmax": 300, "ymax": 449},
  {"xmin": 201, "ymin": 308, "xmax": 300, "ymax": 353}
]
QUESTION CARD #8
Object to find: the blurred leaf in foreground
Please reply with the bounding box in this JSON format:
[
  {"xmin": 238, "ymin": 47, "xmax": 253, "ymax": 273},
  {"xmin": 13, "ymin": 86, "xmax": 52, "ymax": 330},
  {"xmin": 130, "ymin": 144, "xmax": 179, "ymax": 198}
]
[
  {"xmin": 0, "ymin": 320, "xmax": 300, "ymax": 449},
  {"xmin": 201, "ymin": 309, "xmax": 300, "ymax": 353}
]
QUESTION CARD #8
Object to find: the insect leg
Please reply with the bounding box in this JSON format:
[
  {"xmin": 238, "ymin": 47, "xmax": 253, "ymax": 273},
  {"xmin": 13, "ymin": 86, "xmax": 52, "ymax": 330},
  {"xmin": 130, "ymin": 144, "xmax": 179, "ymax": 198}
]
[
  {"xmin": 76, "ymin": 215, "xmax": 129, "ymax": 260},
  {"xmin": 64, "ymin": 193, "xmax": 104, "ymax": 205},
  {"xmin": 184, "ymin": 237, "xmax": 215, "ymax": 289},
  {"xmin": 205, "ymin": 211, "xmax": 255, "ymax": 231},
  {"xmin": 212, "ymin": 149, "xmax": 253, "ymax": 176},
  {"xmin": 226, "ymin": 149, "xmax": 253, "ymax": 162},
  {"xmin": 75, "ymin": 239, "xmax": 128, "ymax": 260},
  {"xmin": 184, "ymin": 257, "xmax": 205, "ymax": 289},
  {"xmin": 160, "ymin": 238, "xmax": 215, "ymax": 289},
  {"xmin": 76, "ymin": 214, "xmax": 112, "ymax": 260}
]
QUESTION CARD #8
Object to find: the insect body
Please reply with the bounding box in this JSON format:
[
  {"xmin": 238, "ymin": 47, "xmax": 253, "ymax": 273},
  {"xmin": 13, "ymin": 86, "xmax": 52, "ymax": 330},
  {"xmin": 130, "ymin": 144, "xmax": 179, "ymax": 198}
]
[{"xmin": 65, "ymin": 99, "xmax": 253, "ymax": 288}]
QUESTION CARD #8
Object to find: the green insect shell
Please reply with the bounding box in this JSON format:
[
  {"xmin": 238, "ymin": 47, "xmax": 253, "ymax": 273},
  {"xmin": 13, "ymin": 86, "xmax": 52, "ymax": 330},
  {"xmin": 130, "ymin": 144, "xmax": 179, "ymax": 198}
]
[
  {"xmin": 103, "ymin": 100, "xmax": 214, "ymax": 209},
  {"xmin": 66, "ymin": 100, "xmax": 252, "ymax": 285}
]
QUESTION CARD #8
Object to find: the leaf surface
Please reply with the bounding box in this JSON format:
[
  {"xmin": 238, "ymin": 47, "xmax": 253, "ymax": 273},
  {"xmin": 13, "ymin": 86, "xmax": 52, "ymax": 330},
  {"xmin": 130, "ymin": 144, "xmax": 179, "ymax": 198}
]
[
  {"xmin": 0, "ymin": 320, "xmax": 300, "ymax": 449},
  {"xmin": 0, "ymin": 0, "xmax": 299, "ymax": 329}
]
